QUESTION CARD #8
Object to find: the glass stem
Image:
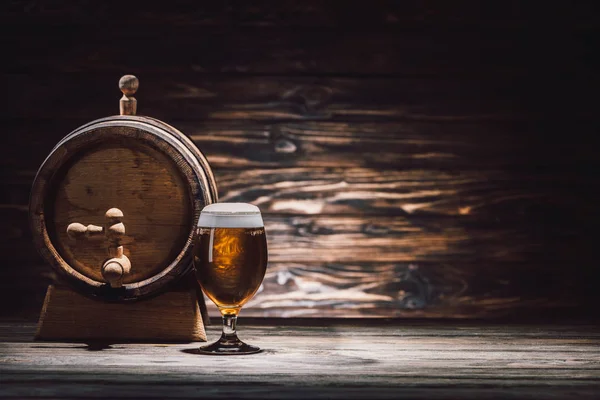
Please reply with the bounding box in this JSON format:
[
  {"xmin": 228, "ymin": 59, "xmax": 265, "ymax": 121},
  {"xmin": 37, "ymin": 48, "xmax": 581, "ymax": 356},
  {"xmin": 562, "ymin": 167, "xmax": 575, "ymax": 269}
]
[{"xmin": 221, "ymin": 313, "xmax": 238, "ymax": 341}]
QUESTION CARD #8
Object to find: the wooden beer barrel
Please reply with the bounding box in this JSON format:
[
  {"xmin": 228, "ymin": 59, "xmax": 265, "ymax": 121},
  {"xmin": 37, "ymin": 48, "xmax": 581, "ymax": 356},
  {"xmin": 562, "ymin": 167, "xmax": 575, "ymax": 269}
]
[{"xmin": 29, "ymin": 75, "xmax": 218, "ymax": 302}]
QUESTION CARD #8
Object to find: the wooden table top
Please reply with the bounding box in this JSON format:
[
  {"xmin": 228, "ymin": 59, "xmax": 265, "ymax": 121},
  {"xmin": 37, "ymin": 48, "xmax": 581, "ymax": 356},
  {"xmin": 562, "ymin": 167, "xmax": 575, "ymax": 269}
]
[{"xmin": 1, "ymin": 320, "xmax": 599, "ymax": 399}]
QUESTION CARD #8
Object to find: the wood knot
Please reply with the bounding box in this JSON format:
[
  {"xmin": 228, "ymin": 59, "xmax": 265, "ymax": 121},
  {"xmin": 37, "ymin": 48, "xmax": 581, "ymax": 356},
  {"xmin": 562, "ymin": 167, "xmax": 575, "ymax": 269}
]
[
  {"xmin": 274, "ymin": 138, "xmax": 297, "ymax": 153},
  {"xmin": 270, "ymin": 126, "xmax": 299, "ymax": 154},
  {"xmin": 283, "ymin": 84, "xmax": 332, "ymax": 115}
]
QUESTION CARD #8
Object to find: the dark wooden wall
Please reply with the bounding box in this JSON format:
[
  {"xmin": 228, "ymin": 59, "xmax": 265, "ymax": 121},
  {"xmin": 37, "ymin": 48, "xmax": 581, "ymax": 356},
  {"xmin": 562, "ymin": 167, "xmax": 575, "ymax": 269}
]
[{"xmin": 1, "ymin": 1, "xmax": 599, "ymax": 320}]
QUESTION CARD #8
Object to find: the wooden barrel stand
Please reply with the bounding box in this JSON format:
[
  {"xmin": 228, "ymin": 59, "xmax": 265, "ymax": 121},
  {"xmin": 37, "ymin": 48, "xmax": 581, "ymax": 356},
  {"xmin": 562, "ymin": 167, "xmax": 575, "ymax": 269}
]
[{"xmin": 36, "ymin": 282, "xmax": 207, "ymax": 342}]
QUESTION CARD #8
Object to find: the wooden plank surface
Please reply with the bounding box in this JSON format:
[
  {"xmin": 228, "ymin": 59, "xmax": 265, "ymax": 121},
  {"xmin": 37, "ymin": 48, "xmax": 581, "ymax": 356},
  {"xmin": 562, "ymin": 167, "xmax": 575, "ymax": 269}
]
[
  {"xmin": 5, "ymin": 164, "xmax": 595, "ymax": 222},
  {"xmin": 2, "ymin": 1, "xmax": 598, "ymax": 29},
  {"xmin": 1, "ymin": 322, "xmax": 599, "ymax": 399},
  {"xmin": 5, "ymin": 73, "xmax": 555, "ymax": 121},
  {"xmin": 4, "ymin": 28, "xmax": 592, "ymax": 77},
  {"xmin": 1, "ymin": 1, "xmax": 599, "ymax": 321},
  {"xmin": 4, "ymin": 203, "xmax": 572, "ymax": 264},
  {"xmin": 5, "ymin": 119, "xmax": 598, "ymax": 173},
  {"xmin": 1, "ymin": 165, "xmax": 596, "ymax": 319},
  {"xmin": 0, "ymin": 258, "xmax": 584, "ymax": 320},
  {"xmin": 1, "ymin": 116, "xmax": 597, "ymax": 319},
  {"xmin": 2, "ymin": 1, "xmax": 597, "ymax": 77},
  {"xmin": 239, "ymin": 261, "xmax": 578, "ymax": 318}
]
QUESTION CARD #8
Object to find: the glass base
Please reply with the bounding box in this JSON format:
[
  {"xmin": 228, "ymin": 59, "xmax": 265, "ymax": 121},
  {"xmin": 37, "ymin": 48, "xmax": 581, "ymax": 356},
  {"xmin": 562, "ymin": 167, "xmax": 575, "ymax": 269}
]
[
  {"xmin": 194, "ymin": 335, "xmax": 261, "ymax": 355},
  {"xmin": 188, "ymin": 313, "xmax": 261, "ymax": 355}
]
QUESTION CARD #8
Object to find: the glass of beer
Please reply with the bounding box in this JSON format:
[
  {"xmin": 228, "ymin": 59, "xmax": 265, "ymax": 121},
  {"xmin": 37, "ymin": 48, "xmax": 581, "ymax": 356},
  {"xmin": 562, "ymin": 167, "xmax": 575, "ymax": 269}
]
[{"xmin": 193, "ymin": 203, "xmax": 268, "ymax": 355}]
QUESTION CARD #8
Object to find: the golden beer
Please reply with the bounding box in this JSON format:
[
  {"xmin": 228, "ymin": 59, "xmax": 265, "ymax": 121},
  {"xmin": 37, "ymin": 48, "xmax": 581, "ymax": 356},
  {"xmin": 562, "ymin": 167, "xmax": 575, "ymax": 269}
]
[
  {"xmin": 192, "ymin": 202, "xmax": 267, "ymax": 355},
  {"xmin": 194, "ymin": 227, "xmax": 267, "ymax": 314}
]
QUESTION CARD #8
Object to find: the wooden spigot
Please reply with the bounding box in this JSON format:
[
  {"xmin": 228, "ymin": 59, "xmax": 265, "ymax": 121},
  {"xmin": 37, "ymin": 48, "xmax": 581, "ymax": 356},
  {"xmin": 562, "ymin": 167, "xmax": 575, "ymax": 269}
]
[
  {"xmin": 67, "ymin": 208, "xmax": 132, "ymax": 288},
  {"xmin": 119, "ymin": 75, "xmax": 139, "ymax": 116}
]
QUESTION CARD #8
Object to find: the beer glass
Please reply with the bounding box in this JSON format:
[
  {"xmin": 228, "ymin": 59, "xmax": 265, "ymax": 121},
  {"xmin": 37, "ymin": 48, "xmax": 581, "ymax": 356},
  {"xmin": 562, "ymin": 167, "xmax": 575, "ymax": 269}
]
[{"xmin": 193, "ymin": 203, "xmax": 268, "ymax": 355}]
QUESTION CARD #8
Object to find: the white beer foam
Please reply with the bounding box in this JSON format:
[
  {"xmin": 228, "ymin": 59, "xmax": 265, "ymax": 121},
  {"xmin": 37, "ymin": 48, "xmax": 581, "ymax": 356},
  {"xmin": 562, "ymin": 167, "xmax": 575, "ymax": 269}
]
[{"xmin": 198, "ymin": 203, "xmax": 264, "ymax": 228}]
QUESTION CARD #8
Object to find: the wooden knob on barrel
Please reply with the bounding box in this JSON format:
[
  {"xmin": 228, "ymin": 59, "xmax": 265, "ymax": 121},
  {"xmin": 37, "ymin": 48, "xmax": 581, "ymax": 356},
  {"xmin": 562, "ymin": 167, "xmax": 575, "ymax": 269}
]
[
  {"xmin": 102, "ymin": 246, "xmax": 131, "ymax": 289},
  {"xmin": 67, "ymin": 223, "xmax": 103, "ymax": 239},
  {"xmin": 101, "ymin": 208, "xmax": 130, "ymax": 288},
  {"xmin": 105, "ymin": 208, "xmax": 125, "ymax": 242},
  {"xmin": 119, "ymin": 75, "xmax": 139, "ymax": 116},
  {"xmin": 67, "ymin": 207, "xmax": 132, "ymax": 288}
]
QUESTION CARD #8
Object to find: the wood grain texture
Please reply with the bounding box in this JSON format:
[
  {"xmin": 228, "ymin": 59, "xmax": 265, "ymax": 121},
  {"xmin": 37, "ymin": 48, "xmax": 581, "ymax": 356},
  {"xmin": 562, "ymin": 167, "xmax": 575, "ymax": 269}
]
[
  {"xmin": 236, "ymin": 262, "xmax": 577, "ymax": 318},
  {"xmin": 186, "ymin": 120, "xmax": 599, "ymax": 169},
  {"xmin": 262, "ymin": 215, "xmax": 528, "ymax": 263},
  {"xmin": 9, "ymin": 166, "xmax": 593, "ymax": 261},
  {"xmin": 215, "ymin": 168, "xmax": 594, "ymax": 230},
  {"xmin": 5, "ymin": 73, "xmax": 592, "ymax": 121},
  {"xmin": 5, "ymin": 119, "xmax": 599, "ymax": 173},
  {"xmin": 2, "ymin": 163, "xmax": 597, "ymax": 319},
  {"xmin": 0, "ymin": 206, "xmax": 588, "ymax": 320},
  {"xmin": 1, "ymin": 322, "xmax": 600, "ymax": 399}
]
